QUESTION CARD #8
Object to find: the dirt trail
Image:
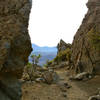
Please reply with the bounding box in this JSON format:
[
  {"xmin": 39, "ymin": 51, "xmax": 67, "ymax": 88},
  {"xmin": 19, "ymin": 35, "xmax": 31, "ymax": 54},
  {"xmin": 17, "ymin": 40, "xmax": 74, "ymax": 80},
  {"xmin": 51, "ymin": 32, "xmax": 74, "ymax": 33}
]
[
  {"xmin": 22, "ymin": 68, "xmax": 100, "ymax": 100},
  {"xmin": 55, "ymin": 69, "xmax": 88, "ymax": 100}
]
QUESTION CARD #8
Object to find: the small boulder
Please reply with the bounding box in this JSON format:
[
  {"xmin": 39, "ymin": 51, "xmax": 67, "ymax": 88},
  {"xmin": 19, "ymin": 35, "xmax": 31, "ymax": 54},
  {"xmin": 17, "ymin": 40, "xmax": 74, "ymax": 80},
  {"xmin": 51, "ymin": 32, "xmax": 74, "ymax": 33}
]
[
  {"xmin": 42, "ymin": 71, "xmax": 53, "ymax": 84},
  {"xmin": 22, "ymin": 73, "xmax": 30, "ymax": 81},
  {"xmin": 62, "ymin": 93, "xmax": 67, "ymax": 98},
  {"xmin": 88, "ymin": 95, "xmax": 100, "ymax": 100},
  {"xmin": 42, "ymin": 71, "xmax": 59, "ymax": 84},
  {"xmin": 64, "ymin": 83, "xmax": 72, "ymax": 89},
  {"xmin": 88, "ymin": 88, "xmax": 100, "ymax": 100},
  {"xmin": 35, "ymin": 78, "xmax": 45, "ymax": 83},
  {"xmin": 74, "ymin": 72, "xmax": 89, "ymax": 80},
  {"xmin": 69, "ymin": 72, "xmax": 92, "ymax": 81}
]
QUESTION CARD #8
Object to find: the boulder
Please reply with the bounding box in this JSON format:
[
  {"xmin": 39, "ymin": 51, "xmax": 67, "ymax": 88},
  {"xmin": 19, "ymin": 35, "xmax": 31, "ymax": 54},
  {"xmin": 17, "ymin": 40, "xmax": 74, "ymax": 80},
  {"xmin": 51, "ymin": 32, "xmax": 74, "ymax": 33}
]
[
  {"xmin": 88, "ymin": 88, "xmax": 100, "ymax": 100},
  {"xmin": 69, "ymin": 72, "xmax": 92, "ymax": 80},
  {"xmin": 0, "ymin": 0, "xmax": 32, "ymax": 100},
  {"xmin": 35, "ymin": 78, "xmax": 45, "ymax": 83},
  {"xmin": 74, "ymin": 72, "xmax": 90, "ymax": 80},
  {"xmin": 22, "ymin": 73, "xmax": 30, "ymax": 81},
  {"xmin": 58, "ymin": 82, "xmax": 71, "ymax": 92},
  {"xmin": 88, "ymin": 95, "xmax": 100, "ymax": 100},
  {"xmin": 42, "ymin": 71, "xmax": 53, "ymax": 84},
  {"xmin": 57, "ymin": 62, "xmax": 69, "ymax": 68},
  {"xmin": 22, "ymin": 65, "xmax": 43, "ymax": 81},
  {"xmin": 42, "ymin": 71, "xmax": 59, "ymax": 84}
]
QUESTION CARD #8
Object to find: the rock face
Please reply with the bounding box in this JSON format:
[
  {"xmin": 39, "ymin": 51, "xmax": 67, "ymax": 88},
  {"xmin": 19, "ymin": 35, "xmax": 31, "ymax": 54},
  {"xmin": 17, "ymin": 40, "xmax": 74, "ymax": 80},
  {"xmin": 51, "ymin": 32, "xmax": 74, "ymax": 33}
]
[
  {"xmin": 42, "ymin": 71, "xmax": 59, "ymax": 84},
  {"xmin": 57, "ymin": 39, "xmax": 71, "ymax": 53},
  {"xmin": 0, "ymin": 0, "xmax": 32, "ymax": 100},
  {"xmin": 72, "ymin": 0, "xmax": 100, "ymax": 75}
]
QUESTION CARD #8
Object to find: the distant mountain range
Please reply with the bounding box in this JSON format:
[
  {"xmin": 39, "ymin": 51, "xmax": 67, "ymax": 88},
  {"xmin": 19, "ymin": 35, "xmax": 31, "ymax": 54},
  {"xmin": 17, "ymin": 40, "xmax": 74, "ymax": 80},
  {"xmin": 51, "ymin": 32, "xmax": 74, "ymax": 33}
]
[
  {"xmin": 29, "ymin": 44, "xmax": 57, "ymax": 66},
  {"xmin": 32, "ymin": 44, "xmax": 57, "ymax": 52}
]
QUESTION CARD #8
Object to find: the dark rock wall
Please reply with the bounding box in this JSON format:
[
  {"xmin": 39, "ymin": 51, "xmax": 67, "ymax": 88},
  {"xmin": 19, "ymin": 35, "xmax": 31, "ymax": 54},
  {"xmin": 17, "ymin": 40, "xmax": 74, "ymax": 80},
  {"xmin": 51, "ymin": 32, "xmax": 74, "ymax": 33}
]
[
  {"xmin": 0, "ymin": 0, "xmax": 32, "ymax": 100},
  {"xmin": 72, "ymin": 0, "xmax": 100, "ymax": 75}
]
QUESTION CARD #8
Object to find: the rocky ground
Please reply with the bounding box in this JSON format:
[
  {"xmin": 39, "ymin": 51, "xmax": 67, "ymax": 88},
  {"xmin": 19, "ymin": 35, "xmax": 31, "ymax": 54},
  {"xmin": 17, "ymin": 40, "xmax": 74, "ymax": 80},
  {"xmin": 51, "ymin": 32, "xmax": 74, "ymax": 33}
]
[{"xmin": 22, "ymin": 68, "xmax": 100, "ymax": 100}]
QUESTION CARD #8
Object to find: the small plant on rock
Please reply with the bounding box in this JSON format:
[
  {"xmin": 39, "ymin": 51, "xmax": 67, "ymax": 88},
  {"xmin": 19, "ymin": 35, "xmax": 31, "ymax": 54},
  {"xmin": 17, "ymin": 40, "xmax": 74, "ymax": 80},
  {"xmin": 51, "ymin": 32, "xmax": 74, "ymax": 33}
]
[
  {"xmin": 88, "ymin": 27, "xmax": 100, "ymax": 50},
  {"xmin": 54, "ymin": 48, "xmax": 71, "ymax": 64}
]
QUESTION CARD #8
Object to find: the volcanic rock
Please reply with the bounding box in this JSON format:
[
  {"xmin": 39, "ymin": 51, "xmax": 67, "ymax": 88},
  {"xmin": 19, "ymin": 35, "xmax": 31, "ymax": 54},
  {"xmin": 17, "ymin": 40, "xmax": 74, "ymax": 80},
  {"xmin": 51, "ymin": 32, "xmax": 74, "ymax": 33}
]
[
  {"xmin": 71, "ymin": 0, "xmax": 100, "ymax": 75},
  {"xmin": 57, "ymin": 39, "xmax": 71, "ymax": 53},
  {"xmin": 0, "ymin": 0, "xmax": 32, "ymax": 100}
]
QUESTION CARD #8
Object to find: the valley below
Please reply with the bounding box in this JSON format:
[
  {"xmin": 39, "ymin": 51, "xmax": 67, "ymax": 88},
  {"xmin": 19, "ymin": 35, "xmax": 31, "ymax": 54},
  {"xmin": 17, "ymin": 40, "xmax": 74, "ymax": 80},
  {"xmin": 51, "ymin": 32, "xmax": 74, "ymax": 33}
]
[{"xmin": 29, "ymin": 44, "xmax": 57, "ymax": 66}]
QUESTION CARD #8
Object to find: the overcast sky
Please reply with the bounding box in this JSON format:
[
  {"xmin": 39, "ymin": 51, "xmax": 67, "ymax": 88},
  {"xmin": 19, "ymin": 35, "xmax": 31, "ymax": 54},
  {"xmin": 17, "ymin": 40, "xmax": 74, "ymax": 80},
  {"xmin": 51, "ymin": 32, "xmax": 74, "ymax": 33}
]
[{"xmin": 29, "ymin": 0, "xmax": 88, "ymax": 47}]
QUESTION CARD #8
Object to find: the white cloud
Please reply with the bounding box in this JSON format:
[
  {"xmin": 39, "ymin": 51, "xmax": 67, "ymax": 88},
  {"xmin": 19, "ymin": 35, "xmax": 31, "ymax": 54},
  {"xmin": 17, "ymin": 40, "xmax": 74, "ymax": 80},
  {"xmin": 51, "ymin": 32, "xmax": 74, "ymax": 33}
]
[{"xmin": 29, "ymin": 0, "xmax": 88, "ymax": 46}]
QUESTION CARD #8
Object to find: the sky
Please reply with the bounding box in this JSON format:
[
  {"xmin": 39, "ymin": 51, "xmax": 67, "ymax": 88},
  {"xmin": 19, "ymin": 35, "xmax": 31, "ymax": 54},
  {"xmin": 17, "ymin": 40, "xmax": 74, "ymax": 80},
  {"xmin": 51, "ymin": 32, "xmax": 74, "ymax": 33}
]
[{"xmin": 29, "ymin": 0, "xmax": 88, "ymax": 47}]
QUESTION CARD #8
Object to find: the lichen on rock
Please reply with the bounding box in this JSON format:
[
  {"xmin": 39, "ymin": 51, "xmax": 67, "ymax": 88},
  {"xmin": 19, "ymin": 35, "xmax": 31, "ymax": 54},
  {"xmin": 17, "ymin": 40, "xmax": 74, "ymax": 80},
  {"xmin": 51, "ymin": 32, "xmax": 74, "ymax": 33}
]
[{"xmin": 71, "ymin": 0, "xmax": 100, "ymax": 75}]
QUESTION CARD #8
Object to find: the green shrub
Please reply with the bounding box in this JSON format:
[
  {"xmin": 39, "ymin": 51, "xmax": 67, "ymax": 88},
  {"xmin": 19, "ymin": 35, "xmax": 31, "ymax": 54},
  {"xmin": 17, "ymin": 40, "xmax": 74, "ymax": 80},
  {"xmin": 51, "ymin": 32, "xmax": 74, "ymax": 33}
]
[
  {"xmin": 47, "ymin": 60, "xmax": 53, "ymax": 65},
  {"xmin": 44, "ymin": 48, "xmax": 72, "ymax": 66},
  {"xmin": 26, "ymin": 62, "xmax": 32, "ymax": 68},
  {"xmin": 88, "ymin": 27, "xmax": 100, "ymax": 50},
  {"xmin": 54, "ymin": 48, "xmax": 71, "ymax": 63},
  {"xmin": 44, "ymin": 60, "xmax": 54, "ymax": 67}
]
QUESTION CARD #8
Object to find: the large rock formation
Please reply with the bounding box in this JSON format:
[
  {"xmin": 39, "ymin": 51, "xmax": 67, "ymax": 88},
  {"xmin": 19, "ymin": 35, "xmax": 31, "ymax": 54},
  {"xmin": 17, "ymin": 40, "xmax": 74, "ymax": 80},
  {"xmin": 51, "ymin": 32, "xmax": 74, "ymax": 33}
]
[
  {"xmin": 72, "ymin": 0, "xmax": 100, "ymax": 75},
  {"xmin": 0, "ymin": 0, "xmax": 32, "ymax": 100},
  {"xmin": 57, "ymin": 39, "xmax": 71, "ymax": 53},
  {"xmin": 49, "ymin": 40, "xmax": 71, "ymax": 68}
]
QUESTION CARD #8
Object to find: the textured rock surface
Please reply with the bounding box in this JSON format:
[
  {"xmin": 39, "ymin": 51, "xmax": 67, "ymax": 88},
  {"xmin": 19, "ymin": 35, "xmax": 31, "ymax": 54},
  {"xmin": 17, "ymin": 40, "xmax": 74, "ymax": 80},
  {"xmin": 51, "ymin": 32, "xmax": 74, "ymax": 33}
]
[
  {"xmin": 42, "ymin": 71, "xmax": 59, "ymax": 84},
  {"xmin": 57, "ymin": 39, "xmax": 71, "ymax": 53},
  {"xmin": 72, "ymin": 0, "xmax": 100, "ymax": 75},
  {"xmin": 0, "ymin": 0, "xmax": 32, "ymax": 100}
]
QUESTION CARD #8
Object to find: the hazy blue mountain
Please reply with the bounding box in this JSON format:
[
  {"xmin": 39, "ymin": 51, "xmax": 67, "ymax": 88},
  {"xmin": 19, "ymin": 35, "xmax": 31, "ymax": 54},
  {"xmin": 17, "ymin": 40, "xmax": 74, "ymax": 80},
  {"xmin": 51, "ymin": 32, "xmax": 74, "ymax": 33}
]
[
  {"xmin": 32, "ymin": 44, "xmax": 57, "ymax": 52},
  {"xmin": 29, "ymin": 43, "xmax": 57, "ymax": 66}
]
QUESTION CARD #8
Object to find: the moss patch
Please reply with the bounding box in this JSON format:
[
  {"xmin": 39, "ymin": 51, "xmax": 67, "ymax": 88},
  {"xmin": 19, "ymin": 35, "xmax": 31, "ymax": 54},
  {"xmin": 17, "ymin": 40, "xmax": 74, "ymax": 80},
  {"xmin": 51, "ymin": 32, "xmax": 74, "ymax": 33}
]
[
  {"xmin": 54, "ymin": 48, "xmax": 71, "ymax": 63},
  {"xmin": 87, "ymin": 27, "xmax": 100, "ymax": 50}
]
